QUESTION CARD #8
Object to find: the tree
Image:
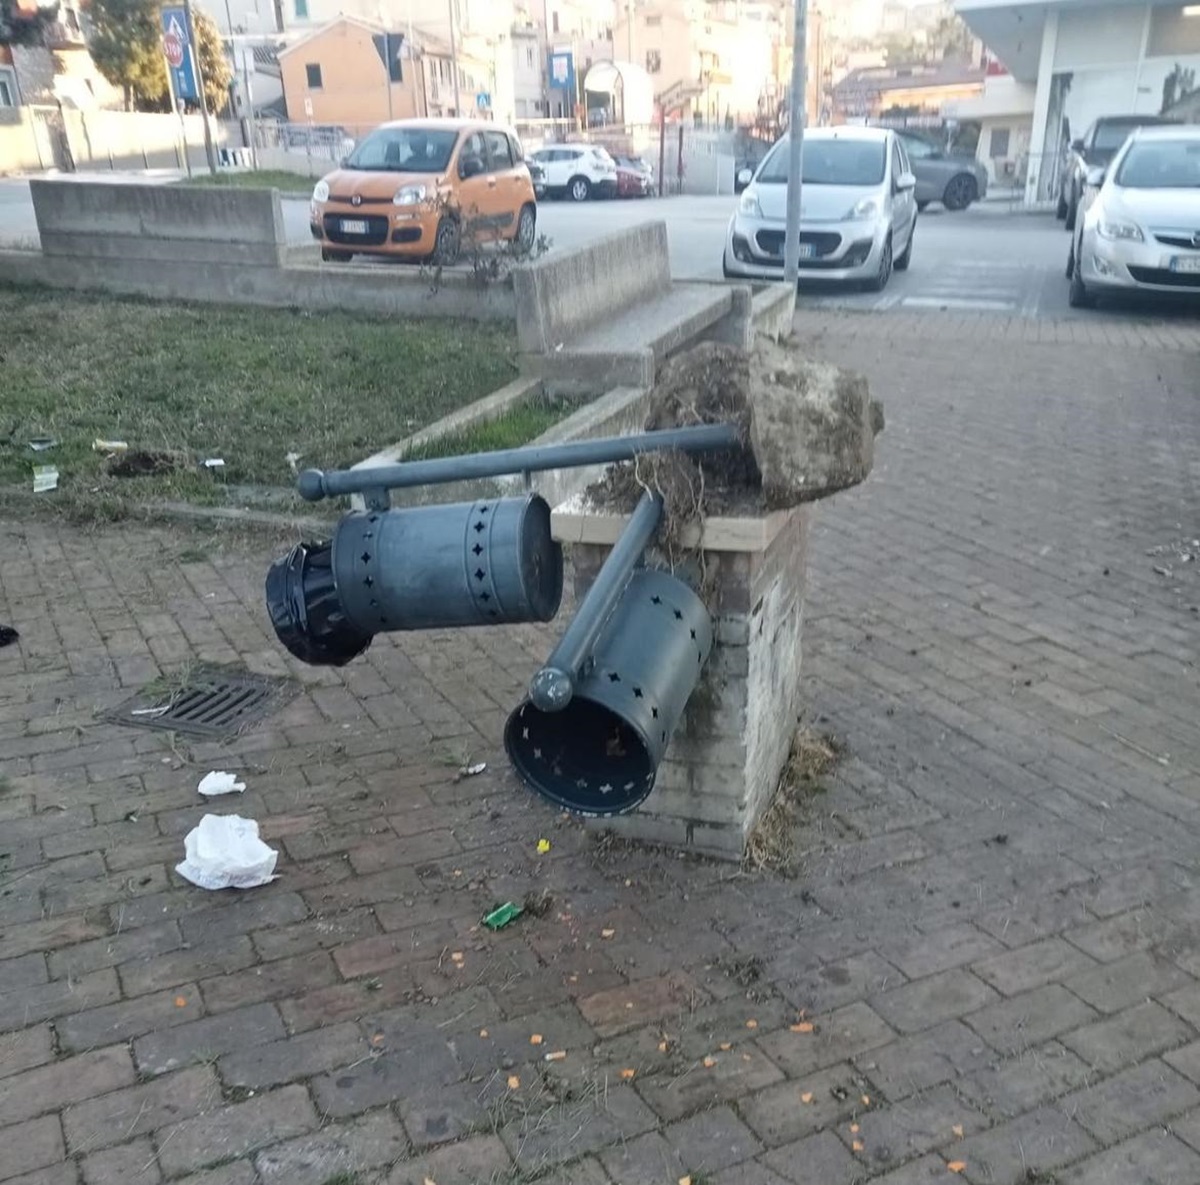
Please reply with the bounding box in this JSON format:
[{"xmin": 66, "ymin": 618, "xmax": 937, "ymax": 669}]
[
  {"xmin": 88, "ymin": 0, "xmax": 230, "ymax": 112},
  {"xmin": 0, "ymin": 0, "xmax": 59, "ymax": 47}
]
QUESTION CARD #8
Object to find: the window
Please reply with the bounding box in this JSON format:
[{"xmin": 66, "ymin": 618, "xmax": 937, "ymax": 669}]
[
  {"xmin": 0, "ymin": 71, "xmax": 14, "ymax": 107},
  {"xmin": 507, "ymin": 132, "xmax": 524, "ymax": 162},
  {"xmin": 1116, "ymin": 139, "xmax": 1200, "ymax": 189},
  {"xmin": 484, "ymin": 130, "xmax": 512, "ymax": 169},
  {"xmin": 645, "ymin": 13, "xmax": 662, "ymax": 26},
  {"xmin": 1148, "ymin": 6, "xmax": 1200, "ymax": 56},
  {"xmin": 346, "ymin": 127, "xmax": 458, "ymax": 171},
  {"xmin": 989, "ymin": 127, "xmax": 1011, "ymax": 158},
  {"xmin": 646, "ymin": 49, "xmax": 661, "ymax": 73},
  {"xmin": 899, "ymin": 133, "xmax": 934, "ymax": 159},
  {"xmin": 758, "ymin": 137, "xmax": 886, "ymax": 186},
  {"xmin": 552, "ymin": 10, "xmax": 559, "ymax": 32},
  {"xmin": 891, "ymin": 141, "xmax": 904, "ymax": 182},
  {"xmin": 526, "ymin": 47, "xmax": 534, "ymax": 67},
  {"xmin": 294, "ymin": 0, "xmax": 307, "ymax": 17},
  {"xmin": 459, "ymin": 131, "xmax": 486, "ymax": 176},
  {"xmin": 305, "ymin": 62, "xmax": 322, "ymax": 88}
]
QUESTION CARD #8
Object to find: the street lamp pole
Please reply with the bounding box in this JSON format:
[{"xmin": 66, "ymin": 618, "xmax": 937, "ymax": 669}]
[
  {"xmin": 447, "ymin": 0, "xmax": 461, "ymax": 115},
  {"xmin": 783, "ymin": 0, "xmax": 807, "ymax": 286}
]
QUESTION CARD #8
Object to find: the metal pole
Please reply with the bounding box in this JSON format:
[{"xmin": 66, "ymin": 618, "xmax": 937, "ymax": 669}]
[
  {"xmin": 386, "ymin": 32, "xmax": 394, "ymax": 120},
  {"xmin": 297, "ymin": 423, "xmax": 742, "ymax": 502},
  {"xmin": 529, "ymin": 490, "xmax": 663, "ymax": 712},
  {"xmin": 166, "ymin": 58, "xmax": 193, "ymax": 179},
  {"xmin": 447, "ymin": 0, "xmax": 461, "ymax": 115},
  {"xmin": 183, "ymin": 0, "xmax": 218, "ymax": 175},
  {"xmin": 783, "ymin": 0, "xmax": 807, "ymax": 285}
]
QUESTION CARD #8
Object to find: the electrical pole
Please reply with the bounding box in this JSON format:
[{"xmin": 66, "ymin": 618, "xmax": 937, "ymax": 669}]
[
  {"xmin": 447, "ymin": 0, "xmax": 461, "ymax": 115},
  {"xmin": 783, "ymin": 0, "xmax": 807, "ymax": 286},
  {"xmin": 184, "ymin": 0, "xmax": 218, "ymax": 175}
]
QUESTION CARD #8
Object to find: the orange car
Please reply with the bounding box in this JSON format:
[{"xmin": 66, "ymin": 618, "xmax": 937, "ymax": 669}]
[{"xmin": 309, "ymin": 118, "xmax": 538, "ymax": 264}]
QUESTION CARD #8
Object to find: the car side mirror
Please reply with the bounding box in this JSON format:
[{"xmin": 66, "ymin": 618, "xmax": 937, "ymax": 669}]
[
  {"xmin": 1071, "ymin": 138, "xmax": 1085, "ymax": 153},
  {"xmin": 460, "ymin": 154, "xmax": 484, "ymax": 179},
  {"xmin": 895, "ymin": 170, "xmax": 917, "ymax": 193}
]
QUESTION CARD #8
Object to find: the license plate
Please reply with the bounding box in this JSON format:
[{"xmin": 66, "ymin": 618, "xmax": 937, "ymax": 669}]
[
  {"xmin": 797, "ymin": 243, "xmax": 815, "ymax": 259},
  {"xmin": 1169, "ymin": 255, "xmax": 1200, "ymax": 273},
  {"xmin": 339, "ymin": 219, "xmax": 369, "ymax": 235}
]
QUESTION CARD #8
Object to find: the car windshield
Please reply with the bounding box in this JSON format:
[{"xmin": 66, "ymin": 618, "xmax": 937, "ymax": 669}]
[
  {"xmin": 1094, "ymin": 123, "xmax": 1145, "ymax": 151},
  {"xmin": 758, "ymin": 138, "xmax": 886, "ymax": 186},
  {"xmin": 345, "ymin": 127, "xmax": 458, "ymax": 172},
  {"xmin": 1115, "ymin": 139, "xmax": 1200, "ymax": 188}
]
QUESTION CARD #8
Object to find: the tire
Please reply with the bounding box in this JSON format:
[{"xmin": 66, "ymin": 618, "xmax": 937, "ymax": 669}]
[
  {"xmin": 942, "ymin": 173, "xmax": 977, "ymax": 211},
  {"xmin": 1068, "ymin": 249, "xmax": 1095, "ymax": 309},
  {"xmin": 432, "ymin": 217, "xmax": 461, "ymax": 266},
  {"xmin": 894, "ymin": 224, "xmax": 913, "ymax": 271},
  {"xmin": 916, "ymin": 200, "xmax": 929, "ymax": 213},
  {"xmin": 866, "ymin": 235, "xmax": 893, "ymax": 292},
  {"xmin": 568, "ymin": 175, "xmax": 591, "ymax": 202},
  {"xmin": 321, "ymin": 248, "xmax": 353, "ymax": 263},
  {"xmin": 514, "ymin": 203, "xmax": 536, "ymax": 251}
]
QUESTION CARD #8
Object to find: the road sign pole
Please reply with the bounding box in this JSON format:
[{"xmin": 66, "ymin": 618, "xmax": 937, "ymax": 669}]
[
  {"xmin": 783, "ymin": 0, "xmax": 808, "ymax": 286},
  {"xmin": 165, "ymin": 59, "xmax": 192, "ymax": 179},
  {"xmin": 447, "ymin": 0, "xmax": 461, "ymax": 115},
  {"xmin": 182, "ymin": 0, "xmax": 218, "ymax": 175}
]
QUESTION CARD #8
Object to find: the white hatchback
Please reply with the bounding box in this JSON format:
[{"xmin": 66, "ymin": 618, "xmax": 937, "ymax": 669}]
[{"xmin": 529, "ymin": 144, "xmax": 618, "ymax": 202}]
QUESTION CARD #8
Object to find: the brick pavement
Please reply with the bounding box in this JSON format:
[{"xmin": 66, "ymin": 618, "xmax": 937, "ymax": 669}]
[{"xmin": 1, "ymin": 307, "xmax": 1200, "ymax": 1184}]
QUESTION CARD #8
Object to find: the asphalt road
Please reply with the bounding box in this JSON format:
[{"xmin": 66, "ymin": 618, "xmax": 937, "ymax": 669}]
[{"xmin": 3, "ymin": 174, "xmax": 1197, "ymax": 323}]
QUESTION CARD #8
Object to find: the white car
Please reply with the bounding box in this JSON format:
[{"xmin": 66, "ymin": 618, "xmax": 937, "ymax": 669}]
[
  {"xmin": 723, "ymin": 125, "xmax": 918, "ymax": 291},
  {"xmin": 529, "ymin": 144, "xmax": 618, "ymax": 201},
  {"xmin": 1067, "ymin": 124, "xmax": 1200, "ymax": 308}
]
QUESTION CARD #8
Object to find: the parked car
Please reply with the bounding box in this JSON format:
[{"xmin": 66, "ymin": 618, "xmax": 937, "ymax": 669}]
[
  {"xmin": 1066, "ymin": 124, "xmax": 1200, "ymax": 309},
  {"xmin": 528, "ymin": 144, "xmax": 618, "ymax": 201},
  {"xmin": 614, "ymin": 155, "xmax": 654, "ymax": 197},
  {"xmin": 308, "ymin": 118, "xmax": 538, "ymax": 265},
  {"xmin": 281, "ymin": 123, "xmax": 357, "ymax": 162},
  {"xmin": 724, "ymin": 125, "xmax": 917, "ymax": 291},
  {"xmin": 895, "ymin": 131, "xmax": 988, "ymax": 211},
  {"xmin": 1058, "ymin": 114, "xmax": 1179, "ymax": 230}
]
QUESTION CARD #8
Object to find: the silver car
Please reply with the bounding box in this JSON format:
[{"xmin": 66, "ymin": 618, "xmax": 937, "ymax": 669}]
[
  {"xmin": 723, "ymin": 126, "xmax": 918, "ymax": 291},
  {"xmin": 1067, "ymin": 124, "xmax": 1200, "ymax": 308}
]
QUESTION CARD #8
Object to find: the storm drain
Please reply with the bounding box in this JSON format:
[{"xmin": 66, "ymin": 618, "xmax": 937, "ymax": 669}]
[{"xmin": 105, "ymin": 665, "xmax": 293, "ymax": 740}]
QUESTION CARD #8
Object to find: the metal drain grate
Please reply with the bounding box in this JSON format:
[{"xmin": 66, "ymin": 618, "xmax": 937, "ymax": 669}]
[{"xmin": 105, "ymin": 665, "xmax": 293, "ymax": 740}]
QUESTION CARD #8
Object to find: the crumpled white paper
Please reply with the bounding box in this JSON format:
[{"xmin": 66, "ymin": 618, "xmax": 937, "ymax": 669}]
[
  {"xmin": 176, "ymin": 814, "xmax": 278, "ymax": 891},
  {"xmin": 197, "ymin": 770, "xmax": 246, "ymax": 796}
]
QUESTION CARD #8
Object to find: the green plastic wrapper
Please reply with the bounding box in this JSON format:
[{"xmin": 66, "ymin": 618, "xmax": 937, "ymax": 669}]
[{"xmin": 483, "ymin": 901, "xmax": 524, "ymax": 930}]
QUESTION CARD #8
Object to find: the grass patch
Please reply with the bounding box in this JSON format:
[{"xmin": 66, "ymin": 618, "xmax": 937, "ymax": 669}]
[
  {"xmin": 401, "ymin": 397, "xmax": 575, "ymax": 462},
  {"xmin": 0, "ymin": 285, "xmax": 516, "ymax": 517},
  {"xmin": 185, "ymin": 168, "xmax": 315, "ymax": 194}
]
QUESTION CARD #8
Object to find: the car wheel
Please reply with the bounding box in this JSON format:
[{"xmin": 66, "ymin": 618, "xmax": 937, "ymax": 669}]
[
  {"xmin": 321, "ymin": 249, "xmax": 353, "ymax": 263},
  {"xmin": 433, "ymin": 218, "xmax": 461, "ymax": 266},
  {"xmin": 866, "ymin": 235, "xmax": 893, "ymax": 292},
  {"xmin": 916, "ymin": 200, "xmax": 929, "ymax": 213},
  {"xmin": 894, "ymin": 224, "xmax": 913, "ymax": 271},
  {"xmin": 515, "ymin": 203, "xmax": 537, "ymax": 251},
  {"xmin": 942, "ymin": 173, "xmax": 977, "ymax": 211},
  {"xmin": 568, "ymin": 176, "xmax": 591, "ymax": 202},
  {"xmin": 1068, "ymin": 251, "xmax": 1095, "ymax": 309}
]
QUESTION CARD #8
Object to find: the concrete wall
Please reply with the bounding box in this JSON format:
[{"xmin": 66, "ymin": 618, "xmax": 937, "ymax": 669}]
[
  {"xmin": 512, "ymin": 221, "xmax": 672, "ymax": 354},
  {"xmin": 31, "ymin": 179, "xmax": 287, "ymax": 267}
]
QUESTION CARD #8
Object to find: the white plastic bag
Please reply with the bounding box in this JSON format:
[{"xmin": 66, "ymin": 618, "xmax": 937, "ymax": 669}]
[
  {"xmin": 197, "ymin": 770, "xmax": 246, "ymax": 796},
  {"xmin": 176, "ymin": 814, "xmax": 278, "ymax": 891}
]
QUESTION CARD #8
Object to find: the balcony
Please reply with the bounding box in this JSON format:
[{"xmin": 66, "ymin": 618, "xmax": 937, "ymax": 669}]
[{"xmin": 44, "ymin": 16, "xmax": 87, "ymax": 47}]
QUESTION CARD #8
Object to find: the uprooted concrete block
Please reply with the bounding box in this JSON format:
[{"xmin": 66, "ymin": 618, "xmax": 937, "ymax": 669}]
[{"xmin": 748, "ymin": 336, "xmax": 882, "ymax": 509}]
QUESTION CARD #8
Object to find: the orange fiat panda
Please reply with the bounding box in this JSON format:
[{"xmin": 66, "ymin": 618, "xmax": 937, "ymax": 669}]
[{"xmin": 309, "ymin": 118, "xmax": 538, "ymax": 264}]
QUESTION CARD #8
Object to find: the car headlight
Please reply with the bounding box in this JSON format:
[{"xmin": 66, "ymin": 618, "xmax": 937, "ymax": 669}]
[
  {"xmin": 738, "ymin": 190, "xmax": 762, "ymax": 217},
  {"xmin": 845, "ymin": 197, "xmax": 881, "ymax": 221},
  {"xmin": 394, "ymin": 185, "xmax": 427, "ymax": 206},
  {"xmin": 1097, "ymin": 220, "xmax": 1143, "ymax": 242},
  {"xmin": 312, "ymin": 180, "xmax": 330, "ymax": 202}
]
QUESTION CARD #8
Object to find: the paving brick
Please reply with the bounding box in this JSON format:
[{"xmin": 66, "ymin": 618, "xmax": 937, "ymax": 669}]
[
  {"xmin": 0, "ymin": 954, "xmax": 48, "ymax": 993},
  {"xmin": 5, "ymin": 1165, "xmax": 82, "ymax": 1185},
  {"xmin": 117, "ymin": 938, "xmax": 258, "ymax": 999},
  {"xmin": 952, "ymin": 1106, "xmax": 1098, "ymax": 1185},
  {"xmin": 1060, "ymin": 1001, "xmax": 1195, "ymax": 1073},
  {"xmin": 1059, "ymin": 1058, "xmax": 1200, "ymax": 1144},
  {"xmin": 576, "ymin": 973, "xmax": 705, "ymax": 1040},
  {"xmin": 396, "ymin": 1079, "xmax": 492, "ymax": 1150},
  {"xmin": 844, "ymin": 1084, "xmax": 988, "ymax": 1174},
  {"xmin": 737, "ymin": 1063, "xmax": 864, "ymax": 1147},
  {"xmin": 0, "ymin": 967, "xmax": 121, "ymax": 1034},
  {"xmin": 882, "ymin": 924, "xmax": 1004, "ymax": 979},
  {"xmin": 199, "ymin": 951, "xmax": 338, "ymax": 1014},
  {"xmin": 1059, "ymin": 1130, "xmax": 1200, "ymax": 1185},
  {"xmin": 155, "ymin": 1085, "xmax": 319, "ymax": 1178},
  {"xmin": 964, "ymin": 984, "xmax": 1098, "ymax": 1056},
  {"xmin": 0, "ymin": 1116, "xmax": 65, "ymax": 1181},
  {"xmin": 62, "ymin": 1067, "xmax": 220, "ymax": 1153},
  {"xmin": 157, "ymin": 1167, "xmax": 256, "ymax": 1185},
  {"xmin": 177, "ymin": 893, "xmax": 310, "ymax": 945},
  {"xmin": 663, "ymin": 1104, "xmax": 762, "ymax": 1174},
  {"xmin": 0, "ymin": 1027, "xmax": 55, "ymax": 1081},
  {"xmin": 219, "ymin": 1021, "xmax": 365, "ymax": 1090},
  {"xmin": 758, "ymin": 1130, "xmax": 862, "ymax": 1185},
  {"xmin": 57, "ymin": 986, "xmax": 204, "ymax": 1053},
  {"xmin": 778, "ymin": 951, "xmax": 906, "ymax": 1016},
  {"xmin": 46, "ymin": 922, "xmax": 183, "ymax": 981},
  {"xmin": 387, "ymin": 1134, "xmax": 513, "ymax": 1185},
  {"xmin": 870, "ymin": 969, "xmax": 998, "ymax": 1035},
  {"xmin": 755, "ymin": 1002, "xmax": 896, "ymax": 1078},
  {"xmin": 972, "ymin": 937, "xmax": 1098, "ymax": 997},
  {"xmin": 600, "ymin": 1130, "xmax": 685, "ymax": 1184},
  {"xmin": 80, "ymin": 1137, "xmax": 160, "ymax": 1185},
  {"xmin": 0, "ymin": 915, "xmax": 112, "ymax": 963},
  {"xmin": 959, "ymin": 1041, "xmax": 1094, "ymax": 1119},
  {"xmin": 1064, "ymin": 908, "xmax": 1182, "ymax": 963},
  {"xmin": 854, "ymin": 1019, "xmax": 995, "ymax": 1102},
  {"xmin": 1064, "ymin": 949, "xmax": 1194, "ymax": 1013},
  {"xmin": 253, "ymin": 1110, "xmax": 408, "ymax": 1185},
  {"xmin": 133, "ymin": 1003, "xmax": 286, "ymax": 1076},
  {"xmin": 250, "ymin": 906, "xmax": 380, "ymax": 963},
  {"xmin": 0, "ymin": 1047, "xmax": 135, "ymax": 1127},
  {"xmin": 311, "ymin": 1042, "xmax": 461, "ymax": 1118}
]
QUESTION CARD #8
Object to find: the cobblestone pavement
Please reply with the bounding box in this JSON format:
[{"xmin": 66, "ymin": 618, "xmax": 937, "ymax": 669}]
[{"xmin": 2, "ymin": 309, "xmax": 1200, "ymax": 1185}]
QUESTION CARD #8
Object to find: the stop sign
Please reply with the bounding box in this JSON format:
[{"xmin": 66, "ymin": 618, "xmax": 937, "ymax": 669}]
[{"xmin": 162, "ymin": 30, "xmax": 184, "ymax": 69}]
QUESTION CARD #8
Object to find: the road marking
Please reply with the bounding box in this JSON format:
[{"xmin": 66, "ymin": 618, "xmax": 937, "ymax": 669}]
[{"xmin": 901, "ymin": 296, "xmax": 1017, "ymax": 311}]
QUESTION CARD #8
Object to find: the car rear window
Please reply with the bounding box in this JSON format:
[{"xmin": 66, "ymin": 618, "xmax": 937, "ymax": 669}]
[
  {"xmin": 758, "ymin": 138, "xmax": 886, "ymax": 186},
  {"xmin": 1095, "ymin": 121, "xmax": 1155, "ymax": 151},
  {"xmin": 1115, "ymin": 139, "xmax": 1200, "ymax": 188}
]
